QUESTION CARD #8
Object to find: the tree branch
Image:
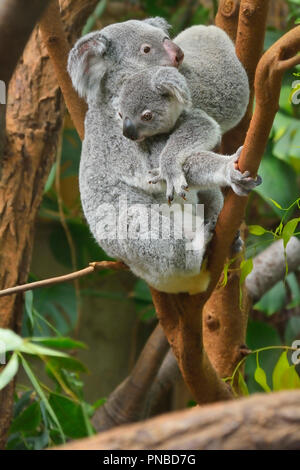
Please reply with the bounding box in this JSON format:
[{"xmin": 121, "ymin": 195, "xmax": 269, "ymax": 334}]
[
  {"xmin": 39, "ymin": 0, "xmax": 87, "ymax": 140},
  {"xmin": 246, "ymin": 237, "xmax": 300, "ymax": 303},
  {"xmin": 55, "ymin": 390, "xmax": 300, "ymax": 450},
  {"xmin": 0, "ymin": 0, "xmax": 100, "ymax": 449},
  {"xmin": 215, "ymin": 0, "xmax": 240, "ymax": 42},
  {"xmin": 0, "ymin": 261, "xmax": 127, "ymax": 298},
  {"xmin": 0, "ymin": 0, "xmax": 51, "ymax": 168}
]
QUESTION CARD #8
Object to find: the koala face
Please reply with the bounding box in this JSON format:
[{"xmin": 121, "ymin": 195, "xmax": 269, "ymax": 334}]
[
  {"xmin": 68, "ymin": 18, "xmax": 184, "ymax": 103},
  {"xmin": 119, "ymin": 67, "xmax": 191, "ymax": 141}
]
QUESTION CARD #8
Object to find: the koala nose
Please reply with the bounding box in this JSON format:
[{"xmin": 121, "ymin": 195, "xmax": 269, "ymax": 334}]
[
  {"xmin": 123, "ymin": 117, "xmax": 138, "ymax": 140},
  {"xmin": 163, "ymin": 39, "xmax": 184, "ymax": 67}
]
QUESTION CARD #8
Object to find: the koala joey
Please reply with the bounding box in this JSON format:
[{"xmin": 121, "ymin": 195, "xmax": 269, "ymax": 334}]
[
  {"xmin": 68, "ymin": 18, "xmax": 259, "ymax": 294},
  {"xmin": 118, "ymin": 66, "xmax": 261, "ymax": 234}
]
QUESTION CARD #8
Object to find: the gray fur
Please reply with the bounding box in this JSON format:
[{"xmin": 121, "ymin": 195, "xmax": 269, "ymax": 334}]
[
  {"xmin": 175, "ymin": 25, "xmax": 250, "ymax": 132},
  {"xmin": 68, "ymin": 19, "xmax": 257, "ymax": 294}
]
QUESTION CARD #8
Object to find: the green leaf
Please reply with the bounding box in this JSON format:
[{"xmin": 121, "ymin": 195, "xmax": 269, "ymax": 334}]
[
  {"xmin": 286, "ymin": 273, "xmax": 300, "ymax": 309},
  {"xmin": 272, "ymin": 351, "xmax": 291, "ymax": 391},
  {"xmin": 10, "ymin": 401, "xmax": 41, "ymax": 433},
  {"xmin": 255, "ymin": 152, "xmax": 299, "ymax": 217},
  {"xmin": 19, "ymin": 342, "xmax": 69, "ymax": 358},
  {"xmin": 240, "ymin": 258, "xmax": 253, "ymax": 285},
  {"xmin": 248, "ymin": 225, "xmax": 267, "ymax": 236},
  {"xmin": 44, "ymin": 162, "xmax": 57, "ymax": 193},
  {"xmin": 92, "ymin": 397, "xmax": 106, "ymax": 410},
  {"xmin": 19, "ymin": 355, "xmax": 65, "ymax": 443},
  {"xmin": 31, "ymin": 337, "xmax": 86, "ymax": 350},
  {"xmin": 254, "ymin": 280, "xmax": 287, "ymax": 316},
  {"xmin": 46, "ymin": 356, "xmax": 88, "ymax": 373},
  {"xmin": 285, "ymin": 316, "xmax": 300, "ymax": 344},
  {"xmin": 254, "ymin": 366, "xmax": 271, "ymax": 392},
  {"xmin": 0, "ymin": 329, "xmax": 23, "ymax": 351},
  {"xmin": 238, "ymin": 372, "xmax": 249, "ymax": 396},
  {"xmin": 282, "ymin": 218, "xmax": 300, "ymax": 248},
  {"xmin": 24, "ymin": 291, "xmax": 34, "ymax": 331},
  {"xmin": 280, "ymin": 365, "xmax": 300, "ymax": 389},
  {"xmin": 48, "ymin": 393, "xmax": 90, "ymax": 438},
  {"xmin": 0, "ymin": 353, "xmax": 19, "ymax": 390}
]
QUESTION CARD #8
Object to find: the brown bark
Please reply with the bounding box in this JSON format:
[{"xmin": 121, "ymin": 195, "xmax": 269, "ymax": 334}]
[
  {"xmin": 221, "ymin": 0, "xmax": 270, "ymax": 153},
  {"xmin": 215, "ymin": 0, "xmax": 240, "ymax": 42},
  {"xmin": 39, "ymin": 1, "xmax": 87, "ymax": 140},
  {"xmin": 0, "ymin": 0, "xmax": 99, "ymax": 449},
  {"xmin": 56, "ymin": 390, "xmax": 300, "ymax": 450},
  {"xmin": 150, "ymin": 289, "xmax": 232, "ymax": 403},
  {"xmin": 206, "ymin": 25, "xmax": 300, "ymax": 302},
  {"xmin": 0, "ymin": 0, "xmax": 50, "ymax": 170}
]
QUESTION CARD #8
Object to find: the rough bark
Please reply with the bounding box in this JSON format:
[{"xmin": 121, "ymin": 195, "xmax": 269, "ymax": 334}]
[
  {"xmin": 0, "ymin": 0, "xmax": 51, "ymax": 160},
  {"xmin": 0, "ymin": 0, "xmax": 99, "ymax": 449},
  {"xmin": 56, "ymin": 390, "xmax": 300, "ymax": 450},
  {"xmin": 215, "ymin": 0, "xmax": 240, "ymax": 42},
  {"xmin": 39, "ymin": 1, "xmax": 87, "ymax": 140},
  {"xmin": 150, "ymin": 289, "xmax": 232, "ymax": 404},
  {"xmin": 221, "ymin": 0, "xmax": 270, "ymax": 153}
]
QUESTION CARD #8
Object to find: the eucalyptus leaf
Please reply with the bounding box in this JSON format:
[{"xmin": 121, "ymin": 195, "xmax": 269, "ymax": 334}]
[{"xmin": 0, "ymin": 353, "xmax": 19, "ymax": 390}]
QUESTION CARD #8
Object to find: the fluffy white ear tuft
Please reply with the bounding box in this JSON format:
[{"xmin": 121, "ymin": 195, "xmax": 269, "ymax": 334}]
[
  {"xmin": 152, "ymin": 67, "xmax": 192, "ymax": 107},
  {"xmin": 68, "ymin": 32, "xmax": 109, "ymax": 102},
  {"xmin": 143, "ymin": 17, "xmax": 171, "ymax": 34}
]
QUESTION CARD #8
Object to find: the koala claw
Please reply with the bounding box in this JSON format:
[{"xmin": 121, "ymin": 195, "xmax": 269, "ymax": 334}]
[{"xmin": 228, "ymin": 150, "xmax": 262, "ymax": 196}]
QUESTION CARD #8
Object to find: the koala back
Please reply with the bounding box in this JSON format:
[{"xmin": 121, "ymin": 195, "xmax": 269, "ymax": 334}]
[{"xmin": 175, "ymin": 25, "xmax": 249, "ymax": 133}]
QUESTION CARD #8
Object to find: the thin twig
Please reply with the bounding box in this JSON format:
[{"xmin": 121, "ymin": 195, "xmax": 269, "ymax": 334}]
[{"xmin": 0, "ymin": 261, "xmax": 127, "ymax": 297}]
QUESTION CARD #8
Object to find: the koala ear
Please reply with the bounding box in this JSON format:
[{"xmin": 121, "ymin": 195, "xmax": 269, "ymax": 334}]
[
  {"xmin": 143, "ymin": 17, "xmax": 171, "ymax": 34},
  {"xmin": 152, "ymin": 68, "xmax": 191, "ymax": 107},
  {"xmin": 68, "ymin": 32, "xmax": 109, "ymax": 102}
]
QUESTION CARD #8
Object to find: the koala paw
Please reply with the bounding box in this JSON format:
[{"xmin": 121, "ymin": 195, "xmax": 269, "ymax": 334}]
[
  {"xmin": 149, "ymin": 168, "xmax": 188, "ymax": 203},
  {"xmin": 228, "ymin": 146, "xmax": 262, "ymax": 196},
  {"xmin": 231, "ymin": 230, "xmax": 244, "ymax": 255}
]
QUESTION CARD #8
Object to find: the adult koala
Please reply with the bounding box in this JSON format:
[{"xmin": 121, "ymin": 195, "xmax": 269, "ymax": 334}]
[{"xmin": 68, "ymin": 18, "xmax": 253, "ymax": 294}]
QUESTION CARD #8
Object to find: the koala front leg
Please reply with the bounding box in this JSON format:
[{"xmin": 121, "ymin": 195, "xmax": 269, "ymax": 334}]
[{"xmin": 183, "ymin": 146, "xmax": 262, "ymax": 195}]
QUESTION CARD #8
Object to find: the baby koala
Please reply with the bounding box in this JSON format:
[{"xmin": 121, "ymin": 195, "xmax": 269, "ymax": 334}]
[{"xmin": 118, "ymin": 66, "xmax": 259, "ymax": 213}]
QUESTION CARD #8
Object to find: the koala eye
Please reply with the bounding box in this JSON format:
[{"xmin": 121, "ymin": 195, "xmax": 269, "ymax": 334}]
[
  {"xmin": 118, "ymin": 112, "xmax": 123, "ymax": 119},
  {"xmin": 141, "ymin": 110, "xmax": 153, "ymax": 121},
  {"xmin": 141, "ymin": 44, "xmax": 152, "ymax": 54}
]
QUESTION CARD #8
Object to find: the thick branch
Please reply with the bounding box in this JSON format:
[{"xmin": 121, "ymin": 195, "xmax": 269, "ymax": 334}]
[
  {"xmin": 92, "ymin": 324, "xmax": 169, "ymax": 431},
  {"xmin": 207, "ymin": 26, "xmax": 300, "ymax": 301},
  {"xmin": 246, "ymin": 237, "xmax": 300, "ymax": 303},
  {"xmin": 150, "ymin": 289, "xmax": 232, "ymax": 404},
  {"xmin": 221, "ymin": 0, "xmax": 270, "ymax": 153},
  {"xmin": 215, "ymin": 0, "xmax": 240, "ymax": 42},
  {"xmin": 39, "ymin": 0, "xmax": 87, "ymax": 140},
  {"xmin": 0, "ymin": 0, "xmax": 50, "ymax": 165},
  {"xmin": 0, "ymin": 0, "xmax": 100, "ymax": 449},
  {"xmin": 56, "ymin": 390, "xmax": 300, "ymax": 450},
  {"xmin": 146, "ymin": 349, "xmax": 181, "ymax": 417},
  {"xmin": 0, "ymin": 0, "xmax": 50, "ymax": 85}
]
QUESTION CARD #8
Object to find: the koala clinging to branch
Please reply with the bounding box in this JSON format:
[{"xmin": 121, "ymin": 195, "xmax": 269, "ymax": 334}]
[{"xmin": 68, "ymin": 18, "xmax": 259, "ymax": 294}]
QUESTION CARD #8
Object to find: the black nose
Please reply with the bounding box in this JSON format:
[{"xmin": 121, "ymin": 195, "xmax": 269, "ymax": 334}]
[{"xmin": 123, "ymin": 117, "xmax": 138, "ymax": 140}]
